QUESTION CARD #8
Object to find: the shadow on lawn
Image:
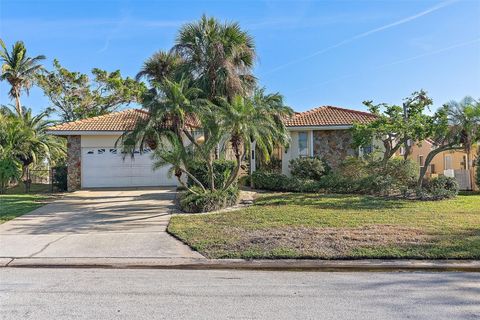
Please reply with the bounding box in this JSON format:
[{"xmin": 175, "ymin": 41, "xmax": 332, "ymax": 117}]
[{"xmin": 255, "ymin": 193, "xmax": 409, "ymax": 211}]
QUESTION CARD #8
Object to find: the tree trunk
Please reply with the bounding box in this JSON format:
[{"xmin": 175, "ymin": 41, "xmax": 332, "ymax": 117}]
[
  {"xmin": 224, "ymin": 151, "xmax": 243, "ymax": 190},
  {"xmin": 14, "ymin": 88, "xmax": 23, "ymax": 117},
  {"xmin": 182, "ymin": 168, "xmax": 207, "ymax": 193},
  {"xmin": 417, "ymin": 145, "xmax": 458, "ymax": 188}
]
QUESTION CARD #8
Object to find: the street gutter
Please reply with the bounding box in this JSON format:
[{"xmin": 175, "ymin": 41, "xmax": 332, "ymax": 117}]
[{"xmin": 1, "ymin": 257, "xmax": 480, "ymax": 272}]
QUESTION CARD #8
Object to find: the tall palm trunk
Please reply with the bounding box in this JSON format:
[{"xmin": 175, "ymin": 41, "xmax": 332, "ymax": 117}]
[{"xmin": 13, "ymin": 87, "xmax": 23, "ymax": 116}]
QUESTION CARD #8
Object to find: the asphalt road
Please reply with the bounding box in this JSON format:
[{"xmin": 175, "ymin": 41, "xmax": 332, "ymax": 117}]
[{"xmin": 1, "ymin": 269, "xmax": 479, "ymax": 320}]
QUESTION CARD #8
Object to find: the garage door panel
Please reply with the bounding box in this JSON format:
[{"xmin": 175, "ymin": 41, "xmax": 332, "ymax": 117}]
[{"xmin": 81, "ymin": 147, "xmax": 176, "ymax": 188}]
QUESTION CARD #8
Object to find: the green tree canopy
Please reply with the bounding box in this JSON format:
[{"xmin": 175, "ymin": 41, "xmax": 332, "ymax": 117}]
[{"xmin": 36, "ymin": 59, "xmax": 146, "ymax": 122}]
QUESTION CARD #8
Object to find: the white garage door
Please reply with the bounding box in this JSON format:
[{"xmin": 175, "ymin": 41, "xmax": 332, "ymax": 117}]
[{"xmin": 81, "ymin": 147, "xmax": 177, "ymax": 188}]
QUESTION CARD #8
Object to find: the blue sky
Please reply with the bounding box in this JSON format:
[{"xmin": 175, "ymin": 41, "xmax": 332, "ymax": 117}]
[{"xmin": 1, "ymin": 0, "xmax": 479, "ymax": 115}]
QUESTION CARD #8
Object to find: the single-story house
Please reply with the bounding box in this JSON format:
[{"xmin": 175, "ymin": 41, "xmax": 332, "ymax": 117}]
[
  {"xmin": 47, "ymin": 106, "xmax": 376, "ymax": 191},
  {"xmin": 280, "ymin": 106, "xmax": 377, "ymax": 175}
]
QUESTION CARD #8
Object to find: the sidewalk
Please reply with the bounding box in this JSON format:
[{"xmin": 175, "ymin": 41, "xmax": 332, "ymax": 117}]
[{"xmin": 2, "ymin": 257, "xmax": 479, "ymax": 272}]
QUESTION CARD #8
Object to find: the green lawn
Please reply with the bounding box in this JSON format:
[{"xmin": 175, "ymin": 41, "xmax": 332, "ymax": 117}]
[
  {"xmin": 168, "ymin": 192, "xmax": 480, "ymax": 259},
  {"xmin": 0, "ymin": 194, "xmax": 49, "ymax": 223}
]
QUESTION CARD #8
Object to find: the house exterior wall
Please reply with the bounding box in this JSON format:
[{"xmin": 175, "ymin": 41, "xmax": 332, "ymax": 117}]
[
  {"xmin": 81, "ymin": 135, "xmax": 120, "ymax": 148},
  {"xmin": 66, "ymin": 135, "xmax": 81, "ymax": 191},
  {"xmin": 281, "ymin": 128, "xmax": 357, "ymax": 175},
  {"xmin": 402, "ymin": 141, "xmax": 478, "ymax": 190},
  {"xmin": 312, "ymin": 130, "xmax": 356, "ymax": 169}
]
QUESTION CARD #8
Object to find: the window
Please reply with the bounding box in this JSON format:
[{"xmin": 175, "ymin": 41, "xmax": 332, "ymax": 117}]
[
  {"xmin": 97, "ymin": 149, "xmax": 105, "ymax": 154},
  {"xmin": 418, "ymin": 155, "xmax": 424, "ymax": 167},
  {"xmin": 445, "ymin": 155, "xmax": 452, "ymax": 170},
  {"xmin": 298, "ymin": 132, "xmax": 308, "ymax": 157},
  {"xmin": 430, "ymin": 164, "xmax": 436, "ymax": 174},
  {"xmin": 109, "ymin": 149, "xmax": 117, "ymax": 154},
  {"xmin": 86, "ymin": 150, "xmax": 94, "ymax": 155},
  {"xmin": 462, "ymin": 155, "xmax": 467, "ymax": 170}
]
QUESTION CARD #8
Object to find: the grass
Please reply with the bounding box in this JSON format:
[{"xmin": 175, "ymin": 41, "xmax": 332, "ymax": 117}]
[
  {"xmin": 168, "ymin": 192, "xmax": 480, "ymax": 259},
  {"xmin": 0, "ymin": 184, "xmax": 55, "ymax": 224},
  {"xmin": 0, "ymin": 194, "xmax": 49, "ymax": 223}
]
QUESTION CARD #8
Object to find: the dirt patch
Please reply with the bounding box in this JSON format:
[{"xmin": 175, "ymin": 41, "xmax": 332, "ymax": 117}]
[{"xmin": 225, "ymin": 225, "xmax": 431, "ymax": 258}]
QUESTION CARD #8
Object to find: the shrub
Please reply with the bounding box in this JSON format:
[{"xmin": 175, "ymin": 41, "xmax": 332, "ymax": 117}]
[
  {"xmin": 424, "ymin": 176, "xmax": 459, "ymax": 199},
  {"xmin": 259, "ymin": 157, "xmax": 282, "ymax": 173},
  {"xmin": 251, "ymin": 171, "xmax": 321, "ymax": 193},
  {"xmin": 289, "ymin": 157, "xmax": 327, "ymax": 180},
  {"xmin": 187, "ymin": 160, "xmax": 236, "ymax": 189},
  {"xmin": 0, "ymin": 157, "xmax": 21, "ymax": 194},
  {"xmin": 179, "ymin": 187, "xmax": 240, "ymax": 213},
  {"xmin": 52, "ymin": 165, "xmax": 68, "ymax": 191},
  {"xmin": 319, "ymin": 157, "xmax": 418, "ymax": 196}
]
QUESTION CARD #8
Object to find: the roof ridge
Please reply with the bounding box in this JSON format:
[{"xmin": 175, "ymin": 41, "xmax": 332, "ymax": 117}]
[{"xmin": 324, "ymin": 105, "xmax": 376, "ymax": 117}]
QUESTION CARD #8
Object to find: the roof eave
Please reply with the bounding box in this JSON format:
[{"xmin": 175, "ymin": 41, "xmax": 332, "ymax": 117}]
[
  {"xmin": 286, "ymin": 125, "xmax": 353, "ymax": 131},
  {"xmin": 46, "ymin": 130, "xmax": 128, "ymax": 136}
]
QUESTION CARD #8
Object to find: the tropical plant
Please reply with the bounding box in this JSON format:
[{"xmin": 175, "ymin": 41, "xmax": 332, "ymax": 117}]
[
  {"xmin": 136, "ymin": 50, "xmax": 184, "ymax": 85},
  {"xmin": 172, "ymin": 15, "xmax": 256, "ymax": 101},
  {"xmin": 444, "ymin": 96, "xmax": 480, "ymax": 188},
  {"xmin": 36, "ymin": 59, "xmax": 145, "ymax": 121},
  {"xmin": 0, "ymin": 157, "xmax": 21, "ymax": 194},
  {"xmin": 217, "ymin": 92, "xmax": 291, "ymax": 189},
  {"xmin": 0, "ymin": 107, "xmax": 65, "ymax": 192},
  {"xmin": 0, "ymin": 39, "xmax": 45, "ymax": 116}
]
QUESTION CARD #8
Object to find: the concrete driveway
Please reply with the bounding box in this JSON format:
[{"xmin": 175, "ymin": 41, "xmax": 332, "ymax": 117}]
[{"xmin": 0, "ymin": 188, "xmax": 203, "ymax": 259}]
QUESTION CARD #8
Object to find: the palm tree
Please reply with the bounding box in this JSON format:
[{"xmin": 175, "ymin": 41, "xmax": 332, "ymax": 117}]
[
  {"xmin": 136, "ymin": 50, "xmax": 184, "ymax": 85},
  {"xmin": 152, "ymin": 132, "xmax": 206, "ymax": 194},
  {"xmin": 172, "ymin": 15, "xmax": 256, "ymax": 101},
  {"xmin": 0, "ymin": 107, "xmax": 65, "ymax": 192},
  {"xmin": 218, "ymin": 93, "xmax": 292, "ymax": 189},
  {"xmin": 445, "ymin": 96, "xmax": 480, "ymax": 189},
  {"xmin": 0, "ymin": 40, "xmax": 45, "ymax": 116}
]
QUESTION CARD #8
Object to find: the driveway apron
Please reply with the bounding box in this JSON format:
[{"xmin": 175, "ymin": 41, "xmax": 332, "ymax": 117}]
[{"xmin": 0, "ymin": 188, "xmax": 203, "ymax": 259}]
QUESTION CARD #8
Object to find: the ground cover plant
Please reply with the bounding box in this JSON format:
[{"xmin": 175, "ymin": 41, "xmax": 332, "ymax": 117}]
[{"xmin": 168, "ymin": 192, "xmax": 480, "ymax": 259}]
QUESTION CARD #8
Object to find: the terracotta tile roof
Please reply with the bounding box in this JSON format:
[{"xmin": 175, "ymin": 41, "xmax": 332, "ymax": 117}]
[
  {"xmin": 285, "ymin": 106, "xmax": 376, "ymax": 127},
  {"xmin": 47, "ymin": 109, "xmax": 199, "ymax": 132}
]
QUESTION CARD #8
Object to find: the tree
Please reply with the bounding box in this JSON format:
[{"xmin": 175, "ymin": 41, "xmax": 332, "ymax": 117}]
[
  {"xmin": 352, "ymin": 91, "xmax": 432, "ymax": 165},
  {"xmin": 416, "ymin": 107, "xmax": 462, "ymax": 187},
  {"xmin": 172, "ymin": 15, "xmax": 256, "ymax": 101},
  {"xmin": 0, "ymin": 40, "xmax": 45, "ymax": 116},
  {"xmin": 36, "ymin": 59, "xmax": 145, "ymax": 122},
  {"xmin": 444, "ymin": 96, "xmax": 480, "ymax": 189},
  {"xmin": 0, "ymin": 107, "xmax": 65, "ymax": 192},
  {"xmin": 218, "ymin": 91, "xmax": 292, "ymax": 189},
  {"xmin": 136, "ymin": 50, "xmax": 184, "ymax": 85}
]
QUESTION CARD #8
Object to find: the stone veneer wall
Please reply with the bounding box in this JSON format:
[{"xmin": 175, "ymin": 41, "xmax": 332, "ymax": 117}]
[
  {"xmin": 67, "ymin": 135, "xmax": 81, "ymax": 191},
  {"xmin": 313, "ymin": 130, "xmax": 356, "ymax": 169}
]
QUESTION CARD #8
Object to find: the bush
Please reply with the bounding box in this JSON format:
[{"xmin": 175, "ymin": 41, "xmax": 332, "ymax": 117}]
[
  {"xmin": 319, "ymin": 157, "xmax": 418, "ymax": 196},
  {"xmin": 289, "ymin": 157, "xmax": 327, "ymax": 180},
  {"xmin": 52, "ymin": 165, "xmax": 68, "ymax": 191},
  {"xmin": 251, "ymin": 171, "xmax": 321, "ymax": 193},
  {"xmin": 0, "ymin": 157, "xmax": 21, "ymax": 194},
  {"xmin": 179, "ymin": 187, "xmax": 240, "ymax": 213},
  {"xmin": 424, "ymin": 176, "xmax": 459, "ymax": 199},
  {"xmin": 187, "ymin": 160, "xmax": 236, "ymax": 189}
]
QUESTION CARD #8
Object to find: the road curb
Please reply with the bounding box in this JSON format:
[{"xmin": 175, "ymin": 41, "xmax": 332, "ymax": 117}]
[{"xmin": 2, "ymin": 258, "xmax": 480, "ymax": 272}]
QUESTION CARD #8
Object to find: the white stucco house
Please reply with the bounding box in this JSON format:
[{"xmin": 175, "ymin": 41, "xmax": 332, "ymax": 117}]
[{"xmin": 47, "ymin": 106, "xmax": 376, "ymax": 191}]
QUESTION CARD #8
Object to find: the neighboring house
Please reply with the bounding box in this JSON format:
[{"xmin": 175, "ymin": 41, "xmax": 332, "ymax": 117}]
[
  {"xmin": 47, "ymin": 109, "xmax": 199, "ymax": 191},
  {"xmin": 48, "ymin": 106, "xmax": 377, "ymax": 191},
  {"xmin": 400, "ymin": 140, "xmax": 478, "ymax": 190},
  {"xmin": 280, "ymin": 106, "xmax": 377, "ymax": 175}
]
